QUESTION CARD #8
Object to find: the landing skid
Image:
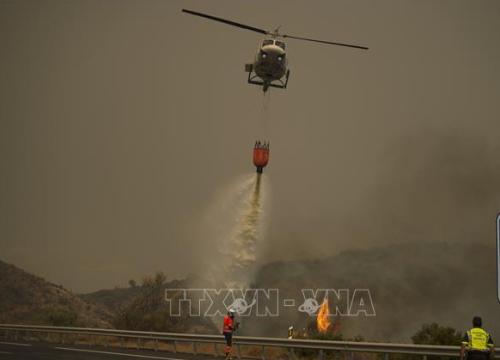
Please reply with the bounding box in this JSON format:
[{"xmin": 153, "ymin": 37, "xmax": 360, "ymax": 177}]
[{"xmin": 245, "ymin": 64, "xmax": 290, "ymax": 92}]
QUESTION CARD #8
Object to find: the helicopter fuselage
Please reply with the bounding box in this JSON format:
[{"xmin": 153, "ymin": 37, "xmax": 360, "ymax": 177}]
[
  {"xmin": 253, "ymin": 43, "xmax": 287, "ymax": 82},
  {"xmin": 245, "ymin": 38, "xmax": 290, "ymax": 91}
]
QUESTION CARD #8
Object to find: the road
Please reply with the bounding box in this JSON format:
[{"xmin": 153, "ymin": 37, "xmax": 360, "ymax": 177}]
[{"xmin": 0, "ymin": 341, "xmax": 219, "ymax": 360}]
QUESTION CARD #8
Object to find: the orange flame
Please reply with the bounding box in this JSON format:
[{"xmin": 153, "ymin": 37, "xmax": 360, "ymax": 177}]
[{"xmin": 316, "ymin": 297, "xmax": 331, "ymax": 333}]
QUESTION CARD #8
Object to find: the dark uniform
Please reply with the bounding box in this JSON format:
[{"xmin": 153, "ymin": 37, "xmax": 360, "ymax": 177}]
[{"xmin": 462, "ymin": 326, "xmax": 494, "ymax": 360}]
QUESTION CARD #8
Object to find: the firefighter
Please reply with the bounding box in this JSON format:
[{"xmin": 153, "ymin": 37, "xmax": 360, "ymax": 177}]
[
  {"xmin": 222, "ymin": 309, "xmax": 237, "ymax": 360},
  {"xmin": 461, "ymin": 316, "xmax": 495, "ymax": 360}
]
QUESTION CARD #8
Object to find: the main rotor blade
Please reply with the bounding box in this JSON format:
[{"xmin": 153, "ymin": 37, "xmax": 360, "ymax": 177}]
[
  {"xmin": 283, "ymin": 34, "xmax": 368, "ymax": 50},
  {"xmin": 182, "ymin": 9, "xmax": 268, "ymax": 35}
]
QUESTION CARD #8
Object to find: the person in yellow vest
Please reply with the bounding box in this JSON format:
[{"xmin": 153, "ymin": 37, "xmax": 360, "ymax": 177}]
[{"xmin": 460, "ymin": 316, "xmax": 495, "ymax": 360}]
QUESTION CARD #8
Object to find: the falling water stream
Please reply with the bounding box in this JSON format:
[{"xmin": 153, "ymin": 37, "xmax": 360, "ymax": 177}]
[{"xmin": 220, "ymin": 173, "xmax": 264, "ymax": 289}]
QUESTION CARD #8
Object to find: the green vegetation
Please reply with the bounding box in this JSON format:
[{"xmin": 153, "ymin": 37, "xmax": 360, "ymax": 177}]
[
  {"xmin": 293, "ymin": 320, "xmax": 362, "ymax": 358},
  {"xmin": 44, "ymin": 305, "xmax": 79, "ymax": 326},
  {"xmin": 412, "ymin": 322, "xmax": 463, "ymax": 346},
  {"xmin": 380, "ymin": 323, "xmax": 463, "ymax": 360},
  {"xmin": 113, "ymin": 272, "xmax": 215, "ymax": 333}
]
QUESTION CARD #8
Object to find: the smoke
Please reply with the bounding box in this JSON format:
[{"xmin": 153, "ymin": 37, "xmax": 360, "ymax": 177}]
[
  {"xmin": 357, "ymin": 129, "xmax": 500, "ymax": 248},
  {"xmin": 242, "ymin": 128, "xmax": 500, "ymax": 340},
  {"xmin": 192, "ymin": 173, "xmax": 270, "ymax": 290}
]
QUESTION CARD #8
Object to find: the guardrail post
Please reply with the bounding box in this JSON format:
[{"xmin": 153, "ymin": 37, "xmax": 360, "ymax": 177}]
[
  {"xmin": 319, "ymin": 349, "xmax": 324, "ymax": 360},
  {"xmin": 193, "ymin": 342, "xmax": 198, "ymax": 355},
  {"xmin": 154, "ymin": 338, "xmax": 158, "ymax": 352},
  {"xmin": 121, "ymin": 337, "xmax": 124, "ymax": 348},
  {"xmin": 214, "ymin": 342, "xmax": 218, "ymax": 357},
  {"xmin": 288, "ymin": 348, "xmax": 295, "ymax": 360},
  {"xmin": 261, "ymin": 345, "xmax": 266, "ymax": 360},
  {"xmin": 423, "ymin": 356, "xmax": 427, "ymax": 360},
  {"xmin": 384, "ymin": 353, "xmax": 389, "ymax": 360},
  {"xmin": 137, "ymin": 337, "xmax": 140, "ymax": 350},
  {"xmin": 173, "ymin": 340, "xmax": 177, "ymax": 353},
  {"xmin": 236, "ymin": 344, "xmax": 241, "ymax": 360}
]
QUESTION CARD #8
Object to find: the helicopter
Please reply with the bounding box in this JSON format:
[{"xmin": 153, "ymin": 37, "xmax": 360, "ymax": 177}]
[{"xmin": 182, "ymin": 9, "xmax": 368, "ymax": 92}]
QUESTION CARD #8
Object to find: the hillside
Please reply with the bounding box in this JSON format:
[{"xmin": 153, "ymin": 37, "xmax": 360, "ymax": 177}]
[
  {"xmin": 4, "ymin": 240, "xmax": 497, "ymax": 341},
  {"xmin": 80, "ymin": 278, "xmax": 184, "ymax": 311},
  {"xmin": 241, "ymin": 241, "xmax": 500, "ymax": 341},
  {"xmin": 0, "ymin": 259, "xmax": 216, "ymax": 334},
  {"xmin": 82, "ymin": 274, "xmax": 217, "ymax": 334},
  {"xmin": 80, "ymin": 241, "xmax": 499, "ymax": 341},
  {"xmin": 0, "ymin": 260, "xmax": 112, "ymax": 327}
]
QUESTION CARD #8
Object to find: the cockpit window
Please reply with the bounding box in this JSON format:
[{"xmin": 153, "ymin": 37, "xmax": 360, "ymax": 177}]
[
  {"xmin": 262, "ymin": 39, "xmax": 274, "ymax": 46},
  {"xmin": 275, "ymin": 41, "xmax": 286, "ymax": 50}
]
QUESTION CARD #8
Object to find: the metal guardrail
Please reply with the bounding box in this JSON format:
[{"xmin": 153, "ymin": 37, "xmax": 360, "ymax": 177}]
[{"xmin": 1, "ymin": 324, "xmax": 498, "ymax": 360}]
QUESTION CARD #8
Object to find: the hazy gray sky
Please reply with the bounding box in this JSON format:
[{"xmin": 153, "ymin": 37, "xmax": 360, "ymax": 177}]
[{"xmin": 1, "ymin": 0, "xmax": 499, "ymax": 293}]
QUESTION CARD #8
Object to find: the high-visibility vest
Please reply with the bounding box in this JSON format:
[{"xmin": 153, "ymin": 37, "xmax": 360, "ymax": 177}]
[
  {"xmin": 223, "ymin": 315, "xmax": 234, "ymax": 333},
  {"xmin": 463, "ymin": 328, "xmax": 493, "ymax": 351}
]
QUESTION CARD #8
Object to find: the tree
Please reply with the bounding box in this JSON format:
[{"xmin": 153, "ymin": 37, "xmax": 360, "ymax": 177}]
[
  {"xmin": 412, "ymin": 322, "xmax": 463, "ymax": 345},
  {"xmin": 128, "ymin": 279, "xmax": 137, "ymax": 288},
  {"xmin": 113, "ymin": 271, "xmax": 216, "ymax": 333},
  {"xmin": 45, "ymin": 306, "xmax": 78, "ymax": 326}
]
